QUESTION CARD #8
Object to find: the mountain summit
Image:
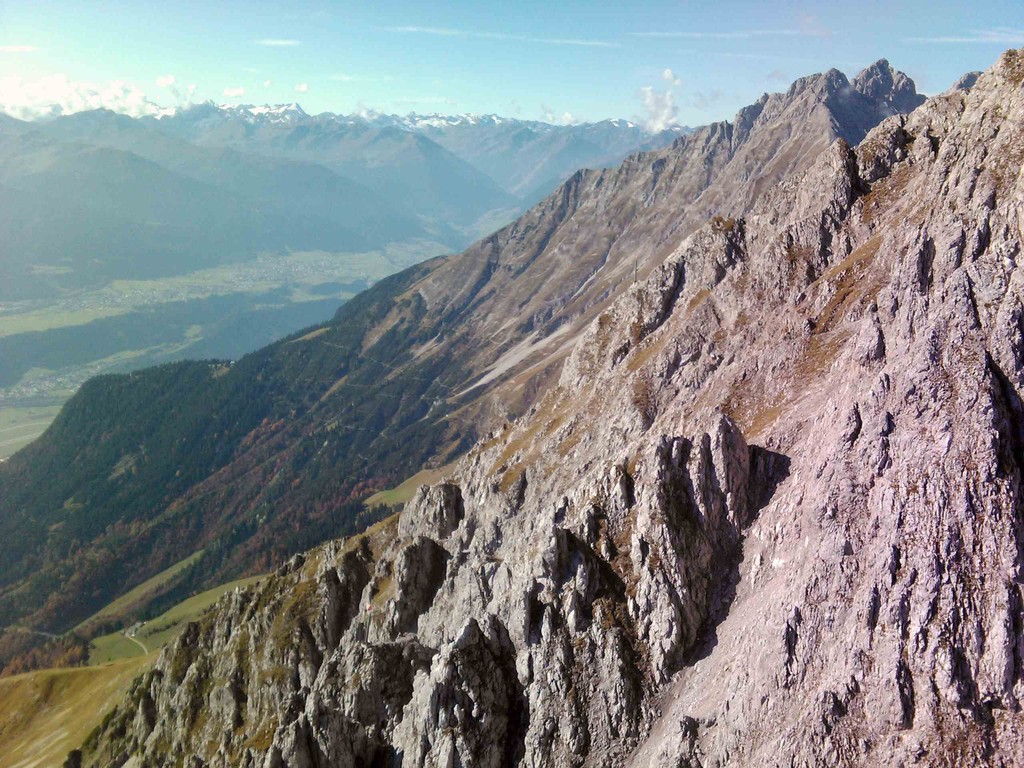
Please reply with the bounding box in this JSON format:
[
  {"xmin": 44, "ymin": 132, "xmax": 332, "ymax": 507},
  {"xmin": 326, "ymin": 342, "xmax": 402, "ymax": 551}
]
[{"xmin": 852, "ymin": 58, "xmax": 926, "ymax": 114}]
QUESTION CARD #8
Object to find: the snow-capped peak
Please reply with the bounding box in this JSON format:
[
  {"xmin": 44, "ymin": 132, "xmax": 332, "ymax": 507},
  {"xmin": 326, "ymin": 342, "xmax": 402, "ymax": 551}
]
[{"xmin": 215, "ymin": 102, "xmax": 309, "ymax": 123}]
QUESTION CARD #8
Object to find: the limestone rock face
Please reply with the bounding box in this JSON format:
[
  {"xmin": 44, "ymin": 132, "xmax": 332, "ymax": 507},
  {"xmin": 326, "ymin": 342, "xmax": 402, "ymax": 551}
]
[{"xmin": 78, "ymin": 50, "xmax": 1024, "ymax": 768}]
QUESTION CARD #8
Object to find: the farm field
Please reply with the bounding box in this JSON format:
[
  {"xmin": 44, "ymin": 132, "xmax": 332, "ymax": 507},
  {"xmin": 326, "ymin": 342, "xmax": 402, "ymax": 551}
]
[{"xmin": 0, "ymin": 405, "xmax": 63, "ymax": 460}]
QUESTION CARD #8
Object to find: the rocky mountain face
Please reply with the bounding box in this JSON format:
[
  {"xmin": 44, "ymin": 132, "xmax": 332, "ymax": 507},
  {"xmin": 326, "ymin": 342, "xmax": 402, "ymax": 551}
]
[
  {"xmin": 0, "ymin": 62, "xmax": 925, "ymax": 659},
  {"xmin": 68, "ymin": 50, "xmax": 1024, "ymax": 767},
  {"xmin": 355, "ymin": 60, "xmax": 924, "ymax": 428}
]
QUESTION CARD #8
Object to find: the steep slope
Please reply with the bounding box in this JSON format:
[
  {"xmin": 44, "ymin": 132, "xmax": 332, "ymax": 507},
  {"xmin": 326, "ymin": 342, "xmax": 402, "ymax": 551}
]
[
  {"xmin": 76, "ymin": 49, "xmax": 1024, "ymax": 767},
  {"xmin": 365, "ymin": 60, "xmax": 923, "ymax": 406},
  {"xmin": 0, "ymin": 63, "xmax": 921, "ymax": 652}
]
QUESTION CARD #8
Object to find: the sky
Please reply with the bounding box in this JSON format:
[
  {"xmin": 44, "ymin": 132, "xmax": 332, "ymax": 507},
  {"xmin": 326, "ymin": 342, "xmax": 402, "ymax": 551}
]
[{"xmin": 0, "ymin": 0, "xmax": 1022, "ymax": 128}]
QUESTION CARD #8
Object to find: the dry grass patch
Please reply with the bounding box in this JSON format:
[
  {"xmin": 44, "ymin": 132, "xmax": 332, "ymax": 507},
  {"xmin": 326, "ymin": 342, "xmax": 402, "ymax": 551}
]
[
  {"xmin": 288, "ymin": 327, "xmax": 330, "ymax": 344},
  {"xmin": 342, "ymin": 512, "xmax": 400, "ymax": 560},
  {"xmin": 860, "ymin": 165, "xmax": 913, "ymax": 225},
  {"xmin": 488, "ymin": 393, "xmax": 567, "ymax": 475},
  {"xmin": 1001, "ymin": 49, "xmax": 1024, "ymax": 86},
  {"xmin": 812, "ymin": 237, "xmax": 883, "ymax": 335},
  {"xmin": 364, "ymin": 464, "xmax": 455, "ymax": 509},
  {"xmin": 557, "ymin": 429, "xmax": 585, "ymax": 458},
  {"xmin": 0, "ymin": 654, "xmax": 154, "ymax": 768},
  {"xmin": 798, "ymin": 330, "xmax": 852, "ymax": 380},
  {"xmin": 686, "ymin": 288, "xmax": 711, "ymax": 313}
]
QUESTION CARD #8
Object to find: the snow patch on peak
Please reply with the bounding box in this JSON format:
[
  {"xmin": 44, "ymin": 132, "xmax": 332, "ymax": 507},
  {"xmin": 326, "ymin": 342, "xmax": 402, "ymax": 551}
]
[{"xmin": 215, "ymin": 102, "xmax": 309, "ymax": 123}]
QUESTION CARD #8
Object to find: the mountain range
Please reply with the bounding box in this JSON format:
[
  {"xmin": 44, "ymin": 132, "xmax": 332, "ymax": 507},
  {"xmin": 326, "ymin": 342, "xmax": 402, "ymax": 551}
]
[
  {"xmin": 11, "ymin": 50, "xmax": 1024, "ymax": 765},
  {"xmin": 0, "ymin": 104, "xmax": 683, "ymax": 301},
  {"xmin": 0, "ymin": 99, "xmax": 686, "ymax": 460},
  {"xmin": 0, "ymin": 59, "xmax": 922, "ymax": 645}
]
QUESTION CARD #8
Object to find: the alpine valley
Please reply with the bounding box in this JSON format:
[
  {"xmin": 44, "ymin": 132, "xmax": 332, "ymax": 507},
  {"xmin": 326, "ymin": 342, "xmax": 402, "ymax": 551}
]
[
  {"xmin": 4, "ymin": 48, "xmax": 1024, "ymax": 768},
  {"xmin": 0, "ymin": 103, "xmax": 683, "ymax": 460}
]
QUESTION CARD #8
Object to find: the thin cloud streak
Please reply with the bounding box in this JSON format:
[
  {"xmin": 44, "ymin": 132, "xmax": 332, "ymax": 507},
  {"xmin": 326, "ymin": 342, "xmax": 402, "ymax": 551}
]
[
  {"xmin": 386, "ymin": 26, "xmax": 620, "ymax": 48},
  {"xmin": 0, "ymin": 45, "xmax": 40, "ymax": 53},
  {"xmin": 255, "ymin": 39, "xmax": 301, "ymax": 47},
  {"xmin": 630, "ymin": 30, "xmax": 803, "ymax": 40},
  {"xmin": 330, "ymin": 73, "xmax": 394, "ymax": 83},
  {"xmin": 904, "ymin": 28, "xmax": 1024, "ymax": 44}
]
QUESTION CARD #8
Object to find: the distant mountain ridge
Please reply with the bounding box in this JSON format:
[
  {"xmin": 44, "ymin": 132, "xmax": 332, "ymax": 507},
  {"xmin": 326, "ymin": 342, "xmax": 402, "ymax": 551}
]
[
  {"xmin": 147, "ymin": 103, "xmax": 690, "ymax": 212},
  {"xmin": 0, "ymin": 115, "xmax": 428, "ymax": 299},
  {"xmin": 155, "ymin": 101, "xmax": 678, "ymax": 135},
  {"xmin": 0, "ymin": 101, "xmax": 682, "ymax": 302}
]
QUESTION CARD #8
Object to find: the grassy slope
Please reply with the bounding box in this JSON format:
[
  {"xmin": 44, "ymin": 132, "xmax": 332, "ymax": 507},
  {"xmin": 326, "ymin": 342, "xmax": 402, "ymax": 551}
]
[
  {"xmin": 0, "ymin": 654, "xmax": 154, "ymax": 768},
  {"xmin": 363, "ymin": 463, "xmax": 455, "ymax": 508},
  {"xmin": 0, "ymin": 571, "xmax": 267, "ymax": 765},
  {"xmin": 0, "ymin": 258, "xmax": 447, "ymax": 634},
  {"xmin": 74, "ymin": 550, "xmax": 204, "ymax": 633},
  {"xmin": 88, "ymin": 574, "xmax": 264, "ymax": 664}
]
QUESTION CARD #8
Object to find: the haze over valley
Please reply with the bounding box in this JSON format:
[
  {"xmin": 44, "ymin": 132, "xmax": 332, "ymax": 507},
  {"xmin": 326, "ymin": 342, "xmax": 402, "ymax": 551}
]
[{"xmin": 0, "ymin": 103, "xmax": 683, "ymax": 456}]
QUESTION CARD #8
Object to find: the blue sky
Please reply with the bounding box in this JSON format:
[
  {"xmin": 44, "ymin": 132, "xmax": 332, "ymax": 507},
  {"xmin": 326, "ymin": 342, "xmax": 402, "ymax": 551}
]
[{"xmin": 0, "ymin": 0, "xmax": 1022, "ymax": 126}]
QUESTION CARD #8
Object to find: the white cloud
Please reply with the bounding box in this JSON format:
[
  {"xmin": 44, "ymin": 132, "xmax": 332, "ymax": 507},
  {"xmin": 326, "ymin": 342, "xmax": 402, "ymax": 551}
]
[
  {"xmin": 255, "ymin": 39, "xmax": 300, "ymax": 47},
  {"xmin": 294, "ymin": 83, "xmax": 309, "ymax": 94},
  {"xmin": 637, "ymin": 69, "xmax": 683, "ymax": 132},
  {"xmin": 0, "ymin": 45, "xmax": 40, "ymax": 53},
  {"xmin": 223, "ymin": 86, "xmax": 246, "ymax": 98},
  {"xmin": 263, "ymin": 79, "xmax": 272, "ymax": 87},
  {"xmin": 387, "ymin": 26, "xmax": 619, "ymax": 48},
  {"xmin": 630, "ymin": 30, "xmax": 801, "ymax": 40},
  {"xmin": 0, "ymin": 74, "xmax": 169, "ymax": 120},
  {"xmin": 159, "ymin": 77, "xmax": 198, "ymax": 107},
  {"xmin": 540, "ymin": 104, "xmax": 578, "ymax": 125},
  {"xmin": 638, "ymin": 86, "xmax": 676, "ymax": 132},
  {"xmin": 634, "ymin": 67, "xmax": 684, "ymax": 133}
]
